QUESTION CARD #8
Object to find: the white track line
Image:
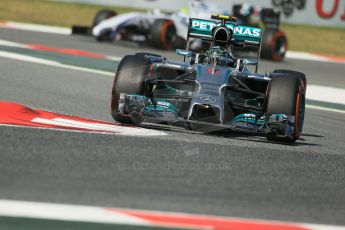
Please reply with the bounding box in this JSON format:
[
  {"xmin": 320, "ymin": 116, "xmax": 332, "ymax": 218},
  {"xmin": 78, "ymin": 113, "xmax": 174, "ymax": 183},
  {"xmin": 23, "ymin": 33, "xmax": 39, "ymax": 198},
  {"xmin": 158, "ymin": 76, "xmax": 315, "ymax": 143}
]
[
  {"xmin": 0, "ymin": 123, "xmax": 120, "ymax": 136},
  {"xmin": 307, "ymin": 85, "xmax": 345, "ymax": 105},
  {"xmin": 286, "ymin": 51, "xmax": 345, "ymax": 64},
  {"xmin": 286, "ymin": 51, "xmax": 329, "ymax": 62},
  {"xmin": 31, "ymin": 117, "xmax": 166, "ymax": 136},
  {"xmin": 0, "ymin": 199, "xmax": 149, "ymax": 226},
  {"xmin": 0, "ymin": 39, "xmax": 28, "ymax": 48},
  {"xmin": 0, "ymin": 199, "xmax": 344, "ymax": 230},
  {"xmin": 0, "ymin": 39, "xmax": 122, "ymax": 62},
  {"xmin": 0, "ymin": 51, "xmax": 113, "ymax": 76},
  {"xmin": 0, "ymin": 21, "xmax": 71, "ymax": 35},
  {"xmin": 303, "ymin": 224, "xmax": 345, "ymax": 230},
  {"xmin": 306, "ymin": 105, "xmax": 345, "ymax": 114}
]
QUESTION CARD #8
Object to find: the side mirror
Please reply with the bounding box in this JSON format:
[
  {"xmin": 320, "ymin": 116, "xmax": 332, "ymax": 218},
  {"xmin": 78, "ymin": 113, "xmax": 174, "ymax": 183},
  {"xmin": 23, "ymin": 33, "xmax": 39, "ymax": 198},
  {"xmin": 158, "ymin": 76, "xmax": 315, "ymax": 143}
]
[{"xmin": 176, "ymin": 49, "xmax": 192, "ymax": 57}]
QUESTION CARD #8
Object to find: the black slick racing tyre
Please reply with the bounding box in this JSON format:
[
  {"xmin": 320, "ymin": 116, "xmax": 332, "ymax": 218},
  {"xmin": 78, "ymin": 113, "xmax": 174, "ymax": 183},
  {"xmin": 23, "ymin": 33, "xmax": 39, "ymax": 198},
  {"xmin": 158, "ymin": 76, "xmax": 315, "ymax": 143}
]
[
  {"xmin": 110, "ymin": 55, "xmax": 150, "ymax": 124},
  {"xmin": 265, "ymin": 74, "xmax": 305, "ymax": 143},
  {"xmin": 96, "ymin": 29, "xmax": 113, "ymax": 42},
  {"xmin": 150, "ymin": 19, "xmax": 177, "ymax": 50},
  {"xmin": 174, "ymin": 36, "xmax": 187, "ymax": 49},
  {"xmin": 261, "ymin": 30, "xmax": 288, "ymax": 61},
  {"xmin": 92, "ymin": 9, "xmax": 117, "ymax": 28},
  {"xmin": 92, "ymin": 9, "xmax": 117, "ymax": 41},
  {"xmin": 273, "ymin": 69, "xmax": 307, "ymax": 93}
]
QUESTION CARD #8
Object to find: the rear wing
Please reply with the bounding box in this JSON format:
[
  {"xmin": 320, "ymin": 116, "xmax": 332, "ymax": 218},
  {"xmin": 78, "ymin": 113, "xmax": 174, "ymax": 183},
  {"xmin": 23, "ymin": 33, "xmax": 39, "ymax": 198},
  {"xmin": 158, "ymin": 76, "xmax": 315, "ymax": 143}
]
[{"xmin": 187, "ymin": 18, "xmax": 263, "ymax": 47}]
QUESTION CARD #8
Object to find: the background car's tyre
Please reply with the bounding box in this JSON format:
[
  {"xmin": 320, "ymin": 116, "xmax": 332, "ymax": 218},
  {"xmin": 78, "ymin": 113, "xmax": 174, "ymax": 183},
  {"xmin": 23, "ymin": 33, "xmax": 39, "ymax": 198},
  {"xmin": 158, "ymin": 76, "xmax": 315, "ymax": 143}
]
[
  {"xmin": 92, "ymin": 9, "xmax": 117, "ymax": 28},
  {"xmin": 110, "ymin": 55, "xmax": 150, "ymax": 124},
  {"xmin": 261, "ymin": 30, "xmax": 288, "ymax": 61},
  {"xmin": 150, "ymin": 19, "xmax": 177, "ymax": 50},
  {"xmin": 265, "ymin": 74, "xmax": 305, "ymax": 143},
  {"xmin": 174, "ymin": 36, "xmax": 187, "ymax": 49},
  {"xmin": 92, "ymin": 9, "xmax": 117, "ymax": 41}
]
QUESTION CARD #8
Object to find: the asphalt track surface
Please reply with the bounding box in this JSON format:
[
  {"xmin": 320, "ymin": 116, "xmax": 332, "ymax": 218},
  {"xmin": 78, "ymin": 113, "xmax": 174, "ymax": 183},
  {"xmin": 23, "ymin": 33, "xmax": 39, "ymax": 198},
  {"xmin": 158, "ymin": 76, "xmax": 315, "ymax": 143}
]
[{"xmin": 1, "ymin": 28, "xmax": 345, "ymax": 226}]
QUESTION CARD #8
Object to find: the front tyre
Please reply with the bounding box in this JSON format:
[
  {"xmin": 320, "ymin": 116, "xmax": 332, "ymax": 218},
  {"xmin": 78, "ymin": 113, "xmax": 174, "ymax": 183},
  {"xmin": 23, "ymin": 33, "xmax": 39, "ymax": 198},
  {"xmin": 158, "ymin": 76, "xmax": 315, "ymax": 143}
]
[
  {"xmin": 110, "ymin": 55, "xmax": 150, "ymax": 124},
  {"xmin": 273, "ymin": 69, "xmax": 307, "ymax": 93},
  {"xmin": 265, "ymin": 73, "xmax": 306, "ymax": 143}
]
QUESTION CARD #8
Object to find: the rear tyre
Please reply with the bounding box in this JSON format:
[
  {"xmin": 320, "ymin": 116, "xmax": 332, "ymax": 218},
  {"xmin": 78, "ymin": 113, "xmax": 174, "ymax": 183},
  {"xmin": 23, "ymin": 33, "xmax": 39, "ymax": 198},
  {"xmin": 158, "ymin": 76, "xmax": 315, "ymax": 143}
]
[
  {"xmin": 261, "ymin": 30, "xmax": 288, "ymax": 61},
  {"xmin": 150, "ymin": 19, "xmax": 177, "ymax": 50},
  {"xmin": 110, "ymin": 55, "xmax": 150, "ymax": 124},
  {"xmin": 174, "ymin": 36, "xmax": 187, "ymax": 49},
  {"xmin": 265, "ymin": 74, "xmax": 305, "ymax": 143}
]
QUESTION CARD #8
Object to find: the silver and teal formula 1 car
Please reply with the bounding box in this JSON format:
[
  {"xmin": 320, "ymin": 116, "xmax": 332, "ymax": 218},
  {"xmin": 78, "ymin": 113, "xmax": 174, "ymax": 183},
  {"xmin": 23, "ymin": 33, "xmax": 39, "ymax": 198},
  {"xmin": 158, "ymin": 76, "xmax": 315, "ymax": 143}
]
[{"xmin": 110, "ymin": 15, "xmax": 306, "ymax": 143}]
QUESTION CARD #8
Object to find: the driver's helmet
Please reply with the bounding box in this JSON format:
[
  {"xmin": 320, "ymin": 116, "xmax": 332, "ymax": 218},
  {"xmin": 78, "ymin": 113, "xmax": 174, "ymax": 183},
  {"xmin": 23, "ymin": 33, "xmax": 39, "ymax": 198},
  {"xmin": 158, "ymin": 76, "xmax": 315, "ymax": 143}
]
[{"xmin": 204, "ymin": 46, "xmax": 232, "ymax": 66}]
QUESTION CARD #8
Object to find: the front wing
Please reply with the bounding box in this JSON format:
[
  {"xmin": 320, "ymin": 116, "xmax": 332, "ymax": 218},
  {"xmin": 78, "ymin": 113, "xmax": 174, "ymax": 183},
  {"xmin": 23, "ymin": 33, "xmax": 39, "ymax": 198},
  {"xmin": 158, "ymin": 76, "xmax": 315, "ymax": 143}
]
[{"xmin": 118, "ymin": 93, "xmax": 297, "ymax": 137}]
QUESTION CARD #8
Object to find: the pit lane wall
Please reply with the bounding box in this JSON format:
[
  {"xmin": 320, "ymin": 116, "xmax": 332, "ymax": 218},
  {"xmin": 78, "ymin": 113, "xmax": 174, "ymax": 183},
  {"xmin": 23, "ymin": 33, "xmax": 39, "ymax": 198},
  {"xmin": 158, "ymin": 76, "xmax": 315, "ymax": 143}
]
[{"xmin": 63, "ymin": 0, "xmax": 345, "ymax": 28}]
